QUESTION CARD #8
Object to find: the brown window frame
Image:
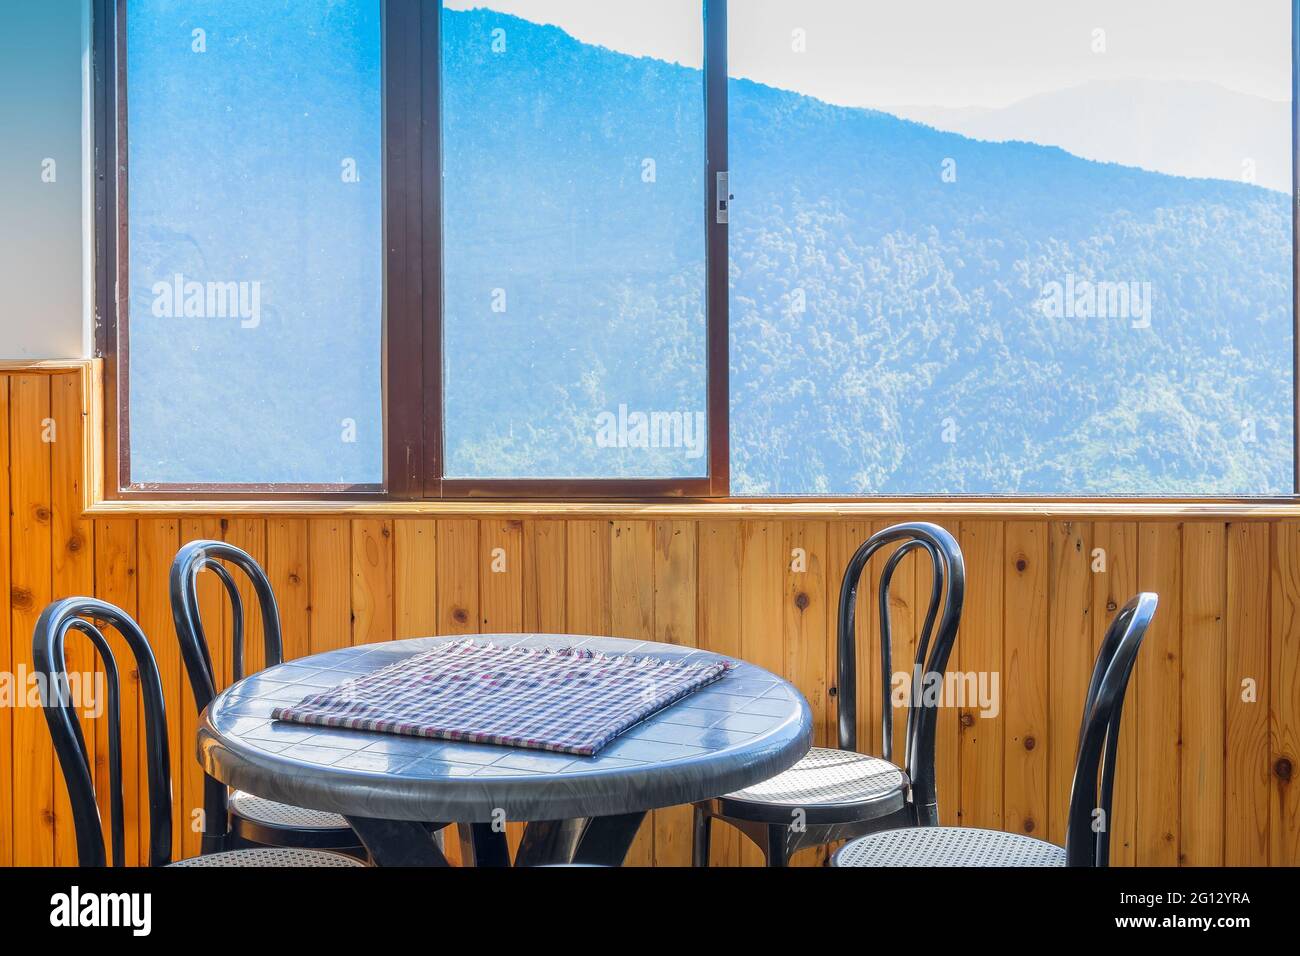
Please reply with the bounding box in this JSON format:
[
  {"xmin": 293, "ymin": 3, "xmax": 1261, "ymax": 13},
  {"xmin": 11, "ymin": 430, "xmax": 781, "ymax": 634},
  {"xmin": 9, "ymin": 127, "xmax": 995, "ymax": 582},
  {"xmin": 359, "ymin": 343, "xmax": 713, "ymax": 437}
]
[{"xmin": 93, "ymin": 0, "xmax": 730, "ymax": 502}]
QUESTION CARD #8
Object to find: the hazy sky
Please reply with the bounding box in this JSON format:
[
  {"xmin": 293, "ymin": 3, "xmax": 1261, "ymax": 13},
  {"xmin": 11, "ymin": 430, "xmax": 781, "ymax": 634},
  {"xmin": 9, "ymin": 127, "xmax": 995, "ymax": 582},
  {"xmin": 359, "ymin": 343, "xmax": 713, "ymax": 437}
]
[{"xmin": 446, "ymin": 0, "xmax": 1292, "ymax": 108}]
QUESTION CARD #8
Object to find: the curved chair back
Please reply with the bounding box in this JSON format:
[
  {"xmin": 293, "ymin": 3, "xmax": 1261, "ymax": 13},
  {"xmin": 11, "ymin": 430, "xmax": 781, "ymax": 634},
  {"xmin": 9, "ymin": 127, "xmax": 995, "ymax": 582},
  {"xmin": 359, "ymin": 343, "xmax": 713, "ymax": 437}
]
[
  {"xmin": 1064, "ymin": 592, "xmax": 1157, "ymax": 867},
  {"xmin": 836, "ymin": 521, "xmax": 965, "ymax": 826},
  {"xmin": 34, "ymin": 598, "xmax": 173, "ymax": 867},
  {"xmin": 170, "ymin": 540, "xmax": 284, "ymax": 852}
]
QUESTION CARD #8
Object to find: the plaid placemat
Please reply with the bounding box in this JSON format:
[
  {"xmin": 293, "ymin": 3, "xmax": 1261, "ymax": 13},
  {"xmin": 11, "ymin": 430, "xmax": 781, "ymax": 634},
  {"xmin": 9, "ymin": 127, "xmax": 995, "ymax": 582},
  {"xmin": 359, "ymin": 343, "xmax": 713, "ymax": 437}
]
[{"xmin": 271, "ymin": 641, "xmax": 732, "ymax": 756}]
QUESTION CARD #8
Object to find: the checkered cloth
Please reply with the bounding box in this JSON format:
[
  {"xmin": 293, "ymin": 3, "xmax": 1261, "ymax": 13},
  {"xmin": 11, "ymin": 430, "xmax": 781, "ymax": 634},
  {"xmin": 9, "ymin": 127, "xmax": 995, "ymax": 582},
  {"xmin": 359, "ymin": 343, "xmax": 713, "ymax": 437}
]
[{"xmin": 271, "ymin": 641, "xmax": 732, "ymax": 756}]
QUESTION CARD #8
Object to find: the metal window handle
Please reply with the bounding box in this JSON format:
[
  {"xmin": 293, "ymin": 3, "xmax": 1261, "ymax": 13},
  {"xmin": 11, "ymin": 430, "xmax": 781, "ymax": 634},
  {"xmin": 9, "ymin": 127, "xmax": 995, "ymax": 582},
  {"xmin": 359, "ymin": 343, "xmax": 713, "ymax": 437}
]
[{"xmin": 716, "ymin": 171, "xmax": 733, "ymax": 224}]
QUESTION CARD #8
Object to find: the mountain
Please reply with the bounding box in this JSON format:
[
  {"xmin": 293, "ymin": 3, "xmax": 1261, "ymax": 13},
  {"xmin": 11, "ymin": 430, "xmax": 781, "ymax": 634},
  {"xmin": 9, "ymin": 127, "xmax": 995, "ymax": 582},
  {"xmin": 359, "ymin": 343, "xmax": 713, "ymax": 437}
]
[{"xmin": 892, "ymin": 79, "xmax": 1292, "ymax": 193}]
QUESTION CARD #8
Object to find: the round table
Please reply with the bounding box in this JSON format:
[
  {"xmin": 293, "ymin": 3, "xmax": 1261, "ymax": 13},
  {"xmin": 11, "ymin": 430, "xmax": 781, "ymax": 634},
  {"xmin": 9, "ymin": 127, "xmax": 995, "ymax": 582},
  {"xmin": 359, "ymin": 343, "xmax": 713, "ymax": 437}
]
[{"xmin": 197, "ymin": 633, "xmax": 813, "ymax": 866}]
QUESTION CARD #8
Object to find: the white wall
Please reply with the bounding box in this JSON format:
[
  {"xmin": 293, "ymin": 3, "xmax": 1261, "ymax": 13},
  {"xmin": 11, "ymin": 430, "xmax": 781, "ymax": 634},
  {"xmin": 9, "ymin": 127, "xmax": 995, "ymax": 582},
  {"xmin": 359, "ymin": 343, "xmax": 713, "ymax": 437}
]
[{"xmin": 0, "ymin": 0, "xmax": 91, "ymax": 359}]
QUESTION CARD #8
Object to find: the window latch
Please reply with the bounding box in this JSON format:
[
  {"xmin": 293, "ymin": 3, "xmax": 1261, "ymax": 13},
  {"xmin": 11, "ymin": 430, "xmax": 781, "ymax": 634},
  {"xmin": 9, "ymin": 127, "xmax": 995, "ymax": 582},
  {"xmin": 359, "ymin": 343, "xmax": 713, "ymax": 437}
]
[{"xmin": 716, "ymin": 171, "xmax": 733, "ymax": 224}]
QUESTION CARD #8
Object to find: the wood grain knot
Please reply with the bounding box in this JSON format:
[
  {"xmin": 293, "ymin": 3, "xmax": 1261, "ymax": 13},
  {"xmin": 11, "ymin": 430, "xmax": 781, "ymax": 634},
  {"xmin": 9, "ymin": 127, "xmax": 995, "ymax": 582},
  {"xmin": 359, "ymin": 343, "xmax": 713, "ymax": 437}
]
[
  {"xmin": 33, "ymin": 506, "xmax": 51, "ymax": 523},
  {"xmin": 1023, "ymin": 818, "xmax": 1035, "ymax": 834},
  {"xmin": 452, "ymin": 607, "xmax": 469, "ymax": 625},
  {"xmin": 67, "ymin": 534, "xmax": 84, "ymax": 553},
  {"xmin": 1014, "ymin": 557, "xmax": 1027, "ymax": 573},
  {"xmin": 827, "ymin": 686, "xmax": 837, "ymax": 698},
  {"xmin": 794, "ymin": 592, "xmax": 810, "ymax": 611},
  {"xmin": 1275, "ymin": 757, "xmax": 1294, "ymax": 782},
  {"xmin": 959, "ymin": 712, "xmax": 974, "ymax": 728},
  {"xmin": 1023, "ymin": 735, "xmax": 1036, "ymax": 751},
  {"xmin": 10, "ymin": 587, "xmax": 33, "ymax": 611}
]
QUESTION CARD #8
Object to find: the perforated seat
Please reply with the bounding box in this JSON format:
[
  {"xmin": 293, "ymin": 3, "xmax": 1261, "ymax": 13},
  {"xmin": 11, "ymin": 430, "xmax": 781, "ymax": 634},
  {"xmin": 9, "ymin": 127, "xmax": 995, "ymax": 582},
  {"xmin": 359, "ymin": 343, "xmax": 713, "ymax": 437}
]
[
  {"xmin": 833, "ymin": 827, "xmax": 1067, "ymax": 867},
  {"xmin": 228, "ymin": 790, "xmax": 356, "ymax": 848},
  {"xmin": 168, "ymin": 847, "xmax": 366, "ymax": 867},
  {"xmin": 716, "ymin": 747, "xmax": 908, "ymax": 825}
]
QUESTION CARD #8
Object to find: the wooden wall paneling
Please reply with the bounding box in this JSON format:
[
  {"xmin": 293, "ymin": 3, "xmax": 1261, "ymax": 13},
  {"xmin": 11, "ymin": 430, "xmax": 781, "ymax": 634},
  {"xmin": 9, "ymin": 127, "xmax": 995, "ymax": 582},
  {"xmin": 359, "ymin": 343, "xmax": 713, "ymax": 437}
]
[
  {"xmin": 1180, "ymin": 522, "xmax": 1226, "ymax": 866},
  {"xmin": 565, "ymin": 520, "xmax": 610, "ymax": 637},
  {"xmin": 266, "ymin": 519, "xmax": 311, "ymax": 661},
  {"xmin": 608, "ymin": 519, "xmax": 656, "ymax": 867},
  {"xmin": 1003, "ymin": 521, "xmax": 1048, "ymax": 839},
  {"xmin": 435, "ymin": 519, "xmax": 479, "ymax": 636},
  {"xmin": 651, "ymin": 519, "xmax": 698, "ymax": 867},
  {"xmin": 0, "ymin": 377, "xmax": 11, "ymax": 866},
  {"xmin": 9, "ymin": 374, "xmax": 54, "ymax": 866},
  {"xmin": 1091, "ymin": 522, "xmax": 1138, "ymax": 864},
  {"xmin": 1135, "ymin": 521, "xmax": 1182, "ymax": 866},
  {"xmin": 307, "ymin": 519, "xmax": 352, "ymax": 653},
  {"xmin": 136, "ymin": 518, "xmax": 180, "ymax": 863},
  {"xmin": 697, "ymin": 519, "xmax": 742, "ymax": 866},
  {"xmin": 393, "ymin": 519, "xmax": 437, "ymax": 640},
  {"xmin": 92, "ymin": 517, "xmax": 139, "ymax": 866},
  {"xmin": 350, "ymin": 518, "xmax": 394, "ymax": 646},
  {"xmin": 957, "ymin": 520, "xmax": 1004, "ymax": 831},
  {"xmin": 1047, "ymin": 520, "xmax": 1092, "ymax": 843},
  {"xmin": 1270, "ymin": 521, "xmax": 1300, "ymax": 865},
  {"xmin": 523, "ymin": 520, "xmax": 565, "ymax": 634},
  {"xmin": 1225, "ymin": 522, "xmax": 1270, "ymax": 865},
  {"xmin": 51, "ymin": 373, "xmax": 93, "ymax": 866}
]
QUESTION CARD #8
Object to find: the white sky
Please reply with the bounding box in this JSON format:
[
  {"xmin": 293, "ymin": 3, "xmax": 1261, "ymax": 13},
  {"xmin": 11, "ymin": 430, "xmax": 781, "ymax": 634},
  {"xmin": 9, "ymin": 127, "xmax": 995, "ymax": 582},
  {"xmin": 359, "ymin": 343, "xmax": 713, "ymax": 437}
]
[{"xmin": 445, "ymin": 0, "xmax": 1292, "ymax": 109}]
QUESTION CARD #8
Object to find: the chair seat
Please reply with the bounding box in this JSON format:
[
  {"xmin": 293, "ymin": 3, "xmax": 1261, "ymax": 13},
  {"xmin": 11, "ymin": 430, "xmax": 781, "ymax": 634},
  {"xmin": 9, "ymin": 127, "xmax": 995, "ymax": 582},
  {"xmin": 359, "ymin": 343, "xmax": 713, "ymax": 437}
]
[
  {"xmin": 832, "ymin": 826, "xmax": 1067, "ymax": 867},
  {"xmin": 168, "ymin": 848, "xmax": 366, "ymax": 867},
  {"xmin": 712, "ymin": 747, "xmax": 909, "ymax": 825},
  {"xmin": 230, "ymin": 791, "xmax": 350, "ymax": 831}
]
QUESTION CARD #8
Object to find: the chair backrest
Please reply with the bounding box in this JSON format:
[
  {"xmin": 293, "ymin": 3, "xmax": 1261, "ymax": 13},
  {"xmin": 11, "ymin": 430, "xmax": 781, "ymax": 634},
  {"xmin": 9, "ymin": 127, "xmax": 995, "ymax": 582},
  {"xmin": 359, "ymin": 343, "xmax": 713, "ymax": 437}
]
[
  {"xmin": 170, "ymin": 539, "xmax": 284, "ymax": 713},
  {"xmin": 836, "ymin": 521, "xmax": 965, "ymax": 827},
  {"xmin": 34, "ymin": 597, "xmax": 173, "ymax": 867},
  {"xmin": 170, "ymin": 540, "xmax": 284, "ymax": 850},
  {"xmin": 1064, "ymin": 592, "xmax": 1157, "ymax": 867}
]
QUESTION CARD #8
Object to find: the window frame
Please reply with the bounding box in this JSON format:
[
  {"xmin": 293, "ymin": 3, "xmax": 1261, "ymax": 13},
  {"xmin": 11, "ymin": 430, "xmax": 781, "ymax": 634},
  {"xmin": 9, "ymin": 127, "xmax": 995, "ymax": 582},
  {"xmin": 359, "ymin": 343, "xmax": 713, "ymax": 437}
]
[{"xmin": 93, "ymin": 0, "xmax": 1300, "ymax": 503}]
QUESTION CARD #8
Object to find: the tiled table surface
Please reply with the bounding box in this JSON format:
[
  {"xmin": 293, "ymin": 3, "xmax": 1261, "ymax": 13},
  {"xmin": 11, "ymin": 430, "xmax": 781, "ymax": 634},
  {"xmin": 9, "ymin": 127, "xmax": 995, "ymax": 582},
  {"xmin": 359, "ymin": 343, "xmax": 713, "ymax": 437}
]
[{"xmin": 198, "ymin": 634, "xmax": 813, "ymax": 824}]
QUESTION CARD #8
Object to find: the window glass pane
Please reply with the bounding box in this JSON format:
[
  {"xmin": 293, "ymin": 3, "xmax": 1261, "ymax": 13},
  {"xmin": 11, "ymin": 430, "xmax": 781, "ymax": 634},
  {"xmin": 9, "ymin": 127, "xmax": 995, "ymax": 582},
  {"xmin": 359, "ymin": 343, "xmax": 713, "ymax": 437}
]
[
  {"xmin": 729, "ymin": 0, "xmax": 1294, "ymax": 495},
  {"xmin": 441, "ymin": 1, "xmax": 708, "ymax": 479},
  {"xmin": 126, "ymin": 0, "xmax": 383, "ymax": 485}
]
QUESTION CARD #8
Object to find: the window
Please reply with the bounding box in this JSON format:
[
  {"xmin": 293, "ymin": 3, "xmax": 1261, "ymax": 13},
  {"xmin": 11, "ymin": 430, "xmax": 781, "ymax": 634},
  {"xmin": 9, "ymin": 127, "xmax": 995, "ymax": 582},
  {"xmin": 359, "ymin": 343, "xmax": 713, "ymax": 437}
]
[
  {"xmin": 98, "ymin": 0, "xmax": 1297, "ymax": 499},
  {"xmin": 120, "ymin": 0, "xmax": 384, "ymax": 488},
  {"xmin": 728, "ymin": 0, "xmax": 1295, "ymax": 495}
]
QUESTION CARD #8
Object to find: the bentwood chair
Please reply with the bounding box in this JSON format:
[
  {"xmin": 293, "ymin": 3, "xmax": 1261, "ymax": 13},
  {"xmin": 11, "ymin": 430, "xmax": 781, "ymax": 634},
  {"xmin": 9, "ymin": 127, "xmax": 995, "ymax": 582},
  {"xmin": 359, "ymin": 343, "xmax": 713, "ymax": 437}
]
[
  {"xmin": 171, "ymin": 540, "xmax": 361, "ymax": 855},
  {"xmin": 35, "ymin": 597, "xmax": 364, "ymax": 867},
  {"xmin": 692, "ymin": 521, "xmax": 965, "ymax": 866},
  {"xmin": 833, "ymin": 592, "xmax": 1157, "ymax": 867}
]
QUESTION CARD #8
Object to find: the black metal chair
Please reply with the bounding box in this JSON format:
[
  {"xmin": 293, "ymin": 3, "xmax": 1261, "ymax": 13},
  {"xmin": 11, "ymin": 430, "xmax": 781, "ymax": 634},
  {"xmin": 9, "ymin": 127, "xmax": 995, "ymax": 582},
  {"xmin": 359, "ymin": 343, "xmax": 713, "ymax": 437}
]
[
  {"xmin": 832, "ymin": 592, "xmax": 1157, "ymax": 867},
  {"xmin": 171, "ymin": 540, "xmax": 361, "ymax": 855},
  {"xmin": 692, "ymin": 521, "xmax": 965, "ymax": 866},
  {"xmin": 35, "ymin": 596, "xmax": 364, "ymax": 867}
]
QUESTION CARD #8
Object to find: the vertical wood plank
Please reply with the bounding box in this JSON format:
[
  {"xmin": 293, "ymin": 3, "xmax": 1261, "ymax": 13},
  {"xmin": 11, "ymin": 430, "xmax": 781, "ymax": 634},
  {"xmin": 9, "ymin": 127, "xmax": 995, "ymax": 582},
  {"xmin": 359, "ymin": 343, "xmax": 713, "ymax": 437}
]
[
  {"xmin": 1047, "ymin": 520, "xmax": 1092, "ymax": 844},
  {"xmin": 523, "ymin": 520, "xmax": 566, "ymax": 633},
  {"xmin": 266, "ymin": 519, "xmax": 311, "ymax": 661},
  {"xmin": 824, "ymin": 521, "xmax": 872, "ymax": 755},
  {"xmin": 651, "ymin": 519, "xmax": 698, "ymax": 867},
  {"xmin": 51, "ymin": 373, "xmax": 93, "ymax": 866},
  {"xmin": 1092, "ymin": 521, "xmax": 1138, "ymax": 864},
  {"xmin": 307, "ymin": 519, "xmax": 351, "ymax": 653},
  {"xmin": 93, "ymin": 518, "xmax": 139, "ymax": 866},
  {"xmin": 1004, "ymin": 521, "xmax": 1048, "ymax": 839},
  {"xmin": 10, "ymin": 375, "xmax": 53, "ymax": 866},
  {"xmin": 697, "ymin": 519, "xmax": 741, "ymax": 866},
  {"xmin": 608, "ymin": 519, "xmax": 656, "ymax": 867},
  {"xmin": 1180, "ymin": 522, "xmax": 1226, "ymax": 866},
  {"xmin": 435, "ymin": 519, "xmax": 479, "ymax": 636},
  {"xmin": 480, "ymin": 519, "xmax": 524, "ymax": 633},
  {"xmin": 223, "ymin": 518, "xmax": 267, "ymax": 674},
  {"xmin": 178, "ymin": 517, "xmax": 223, "ymax": 859},
  {"xmin": 1136, "ymin": 521, "xmax": 1182, "ymax": 866},
  {"xmin": 351, "ymin": 518, "xmax": 394, "ymax": 646},
  {"xmin": 1270, "ymin": 521, "xmax": 1300, "ymax": 866},
  {"xmin": 929, "ymin": 518, "xmax": 962, "ymax": 826},
  {"xmin": 957, "ymin": 520, "xmax": 1004, "ymax": 831},
  {"xmin": 565, "ymin": 520, "xmax": 610, "ymax": 637},
  {"xmin": 1225, "ymin": 522, "xmax": 1270, "ymax": 865},
  {"xmin": 136, "ymin": 518, "xmax": 180, "ymax": 863},
  {"xmin": 393, "ymin": 519, "xmax": 437, "ymax": 639}
]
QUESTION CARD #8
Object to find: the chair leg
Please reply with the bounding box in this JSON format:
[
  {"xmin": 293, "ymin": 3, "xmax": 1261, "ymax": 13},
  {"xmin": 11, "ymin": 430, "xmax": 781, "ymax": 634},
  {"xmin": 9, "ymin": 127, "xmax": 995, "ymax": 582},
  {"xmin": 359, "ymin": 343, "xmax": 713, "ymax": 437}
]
[
  {"xmin": 692, "ymin": 805, "xmax": 712, "ymax": 867},
  {"xmin": 765, "ymin": 826, "xmax": 790, "ymax": 867}
]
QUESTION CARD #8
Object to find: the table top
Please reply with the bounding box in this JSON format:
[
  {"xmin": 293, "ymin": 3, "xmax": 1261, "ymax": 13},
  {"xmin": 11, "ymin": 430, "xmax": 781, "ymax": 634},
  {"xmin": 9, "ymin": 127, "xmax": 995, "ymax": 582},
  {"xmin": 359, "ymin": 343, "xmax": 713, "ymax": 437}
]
[{"xmin": 197, "ymin": 634, "xmax": 813, "ymax": 823}]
